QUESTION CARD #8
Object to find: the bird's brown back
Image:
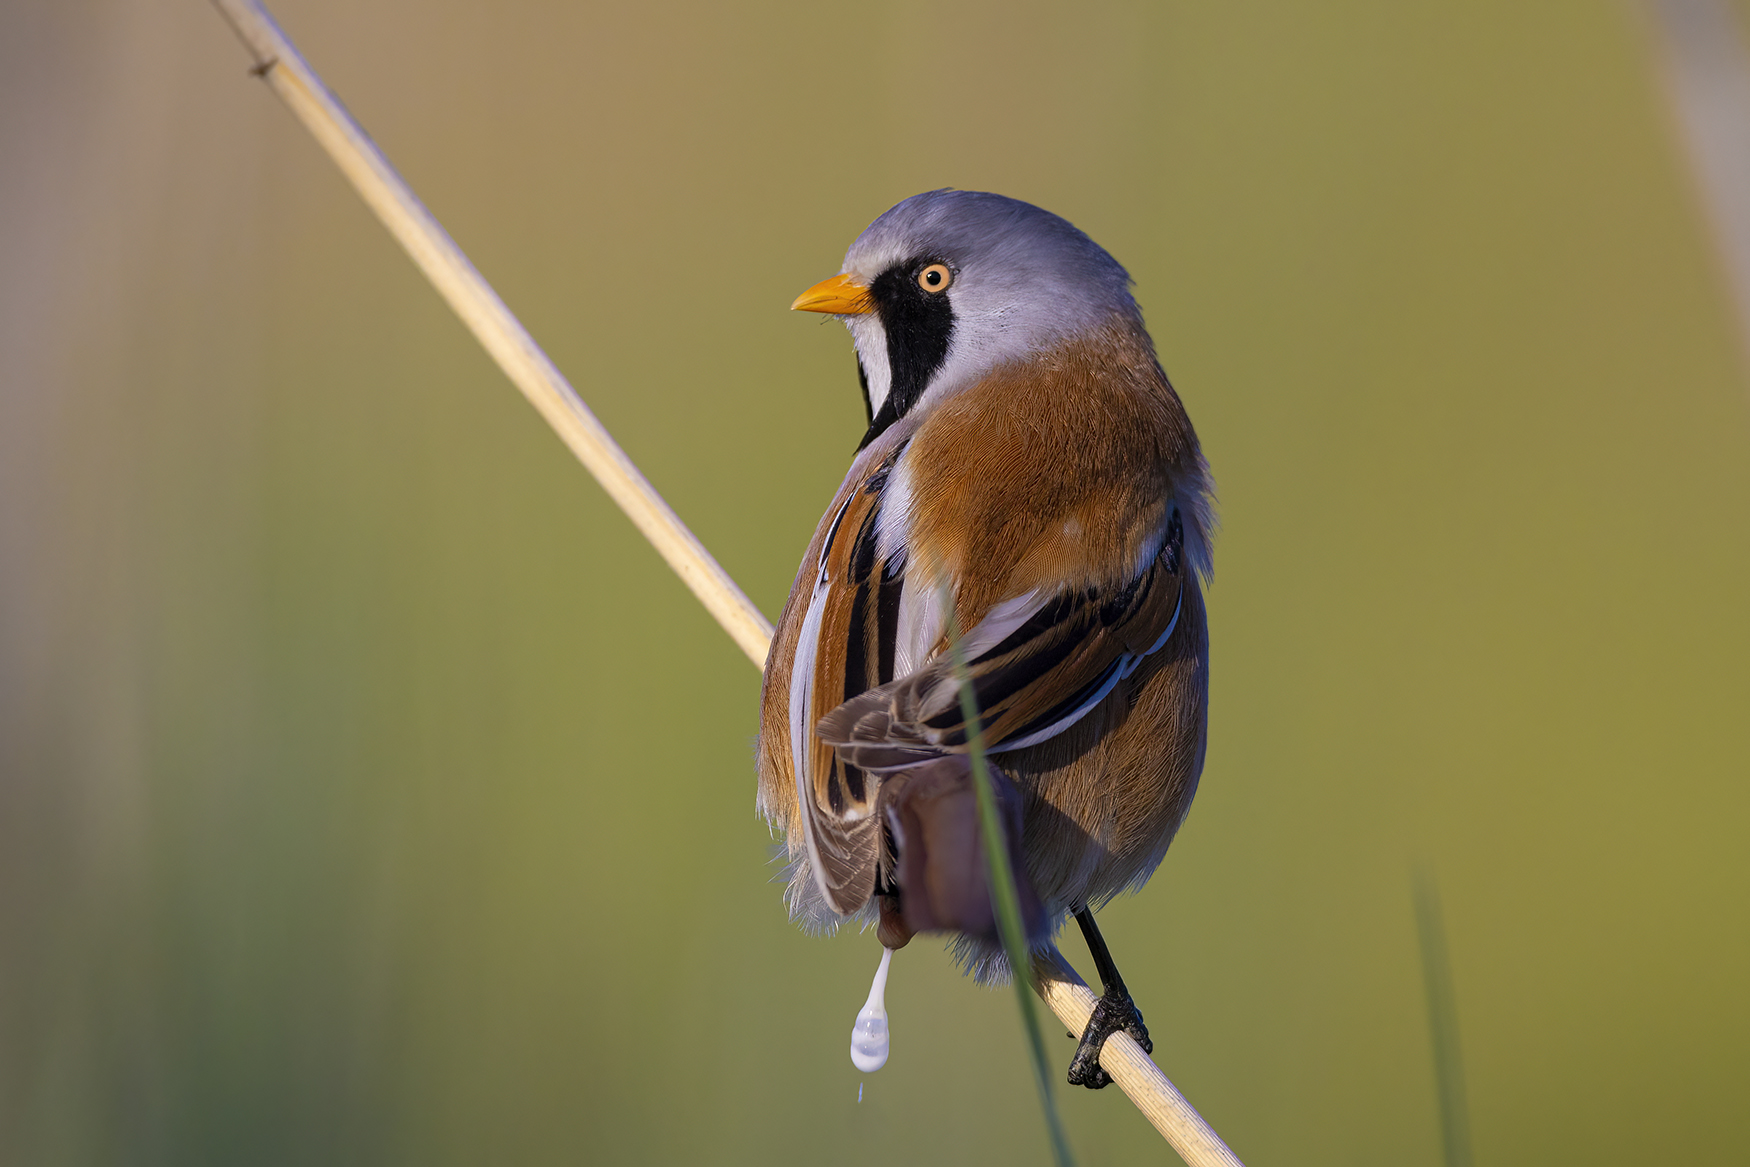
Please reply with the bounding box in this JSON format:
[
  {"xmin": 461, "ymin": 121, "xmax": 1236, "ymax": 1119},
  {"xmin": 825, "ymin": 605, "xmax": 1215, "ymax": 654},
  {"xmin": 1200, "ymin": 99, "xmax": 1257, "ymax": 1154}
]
[{"xmin": 758, "ymin": 318, "xmax": 1211, "ymax": 920}]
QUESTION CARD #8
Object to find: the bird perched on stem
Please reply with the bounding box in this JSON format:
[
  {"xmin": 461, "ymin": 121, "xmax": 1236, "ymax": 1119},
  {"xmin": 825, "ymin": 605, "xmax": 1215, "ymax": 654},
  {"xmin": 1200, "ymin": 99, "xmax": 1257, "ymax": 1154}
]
[{"xmin": 758, "ymin": 190, "xmax": 1213, "ymax": 1088}]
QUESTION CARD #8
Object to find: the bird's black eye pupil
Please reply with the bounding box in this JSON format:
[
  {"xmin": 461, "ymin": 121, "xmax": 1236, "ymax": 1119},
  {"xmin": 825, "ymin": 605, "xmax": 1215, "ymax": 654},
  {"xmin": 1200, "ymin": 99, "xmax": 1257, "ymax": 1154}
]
[{"xmin": 925, "ymin": 271, "xmax": 939, "ymax": 285}]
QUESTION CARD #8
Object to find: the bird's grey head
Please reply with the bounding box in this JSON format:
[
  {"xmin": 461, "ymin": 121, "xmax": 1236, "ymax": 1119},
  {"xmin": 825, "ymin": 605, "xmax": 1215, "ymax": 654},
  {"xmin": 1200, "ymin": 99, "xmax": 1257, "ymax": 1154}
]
[{"xmin": 793, "ymin": 190, "xmax": 1140, "ymax": 447}]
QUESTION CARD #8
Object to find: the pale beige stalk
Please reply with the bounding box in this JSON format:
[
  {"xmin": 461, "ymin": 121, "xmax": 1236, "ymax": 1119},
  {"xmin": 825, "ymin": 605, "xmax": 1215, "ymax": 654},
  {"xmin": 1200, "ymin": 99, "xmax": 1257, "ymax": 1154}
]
[
  {"xmin": 1035, "ymin": 951, "xmax": 1245, "ymax": 1165},
  {"xmin": 209, "ymin": 0, "xmax": 774, "ymax": 669},
  {"xmin": 207, "ymin": 3, "xmax": 1243, "ymax": 1162}
]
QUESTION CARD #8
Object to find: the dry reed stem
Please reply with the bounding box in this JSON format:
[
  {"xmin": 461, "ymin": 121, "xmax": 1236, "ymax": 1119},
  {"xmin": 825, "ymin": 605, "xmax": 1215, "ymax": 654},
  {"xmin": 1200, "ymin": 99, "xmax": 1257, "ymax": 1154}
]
[
  {"xmin": 209, "ymin": 0, "xmax": 773, "ymax": 669},
  {"xmin": 208, "ymin": 4, "xmax": 1244, "ymax": 1162},
  {"xmin": 1035, "ymin": 952, "xmax": 1244, "ymax": 1164}
]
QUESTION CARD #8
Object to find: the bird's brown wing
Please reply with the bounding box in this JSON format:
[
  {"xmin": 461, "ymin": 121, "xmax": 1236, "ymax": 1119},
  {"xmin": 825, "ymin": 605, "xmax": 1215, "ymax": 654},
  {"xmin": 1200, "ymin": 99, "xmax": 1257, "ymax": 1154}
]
[
  {"xmin": 786, "ymin": 449, "xmax": 909, "ymax": 916},
  {"xmin": 817, "ymin": 507, "xmax": 1186, "ymax": 768},
  {"xmin": 789, "ymin": 453, "xmax": 1186, "ymax": 918}
]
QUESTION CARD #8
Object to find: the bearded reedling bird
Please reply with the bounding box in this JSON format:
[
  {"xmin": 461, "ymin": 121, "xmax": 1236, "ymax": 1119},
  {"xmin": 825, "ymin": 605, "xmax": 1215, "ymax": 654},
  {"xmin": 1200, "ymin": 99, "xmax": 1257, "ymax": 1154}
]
[{"xmin": 757, "ymin": 190, "xmax": 1213, "ymax": 1088}]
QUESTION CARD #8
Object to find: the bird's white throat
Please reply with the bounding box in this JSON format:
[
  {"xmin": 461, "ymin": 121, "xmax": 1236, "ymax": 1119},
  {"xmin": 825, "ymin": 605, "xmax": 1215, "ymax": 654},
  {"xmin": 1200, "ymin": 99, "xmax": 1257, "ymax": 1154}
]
[{"xmin": 845, "ymin": 313, "xmax": 893, "ymax": 418}]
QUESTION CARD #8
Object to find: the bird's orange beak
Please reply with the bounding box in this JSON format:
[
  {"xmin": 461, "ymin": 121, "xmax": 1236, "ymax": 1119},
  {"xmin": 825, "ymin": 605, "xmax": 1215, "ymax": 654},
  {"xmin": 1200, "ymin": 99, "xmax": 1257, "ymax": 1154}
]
[{"xmin": 791, "ymin": 272, "xmax": 873, "ymax": 315}]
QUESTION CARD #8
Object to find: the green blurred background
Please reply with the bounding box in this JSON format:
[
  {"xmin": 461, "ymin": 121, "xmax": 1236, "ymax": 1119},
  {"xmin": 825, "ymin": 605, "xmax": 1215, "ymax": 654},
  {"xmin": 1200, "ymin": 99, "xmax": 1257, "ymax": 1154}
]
[{"xmin": 3, "ymin": 2, "xmax": 1747, "ymax": 1163}]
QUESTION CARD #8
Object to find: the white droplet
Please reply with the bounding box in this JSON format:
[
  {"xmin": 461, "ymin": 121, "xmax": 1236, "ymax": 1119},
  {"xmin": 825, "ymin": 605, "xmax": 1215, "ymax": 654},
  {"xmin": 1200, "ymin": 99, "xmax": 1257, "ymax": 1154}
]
[{"xmin": 849, "ymin": 946, "xmax": 894, "ymax": 1073}]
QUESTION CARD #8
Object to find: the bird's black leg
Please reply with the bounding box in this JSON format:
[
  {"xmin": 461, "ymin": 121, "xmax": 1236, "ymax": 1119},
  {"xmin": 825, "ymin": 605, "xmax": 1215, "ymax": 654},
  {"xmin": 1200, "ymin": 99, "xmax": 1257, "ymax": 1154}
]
[{"xmin": 1066, "ymin": 907, "xmax": 1153, "ymax": 1089}]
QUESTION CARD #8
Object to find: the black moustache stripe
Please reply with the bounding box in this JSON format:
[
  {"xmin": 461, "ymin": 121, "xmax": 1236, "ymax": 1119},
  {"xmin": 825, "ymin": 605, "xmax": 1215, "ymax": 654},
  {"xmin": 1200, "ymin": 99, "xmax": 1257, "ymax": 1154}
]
[{"xmin": 858, "ymin": 258, "xmax": 955, "ymax": 449}]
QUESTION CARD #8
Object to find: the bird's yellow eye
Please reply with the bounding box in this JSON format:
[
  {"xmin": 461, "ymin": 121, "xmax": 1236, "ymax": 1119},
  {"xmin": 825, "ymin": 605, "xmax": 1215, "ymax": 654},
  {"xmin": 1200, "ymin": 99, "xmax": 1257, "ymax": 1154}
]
[{"xmin": 917, "ymin": 264, "xmax": 952, "ymax": 294}]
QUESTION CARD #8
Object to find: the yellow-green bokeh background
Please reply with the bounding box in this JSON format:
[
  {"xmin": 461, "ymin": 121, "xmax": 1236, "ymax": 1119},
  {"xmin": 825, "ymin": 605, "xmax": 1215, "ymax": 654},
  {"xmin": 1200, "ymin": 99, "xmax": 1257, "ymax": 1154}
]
[{"xmin": 3, "ymin": 2, "xmax": 1747, "ymax": 1163}]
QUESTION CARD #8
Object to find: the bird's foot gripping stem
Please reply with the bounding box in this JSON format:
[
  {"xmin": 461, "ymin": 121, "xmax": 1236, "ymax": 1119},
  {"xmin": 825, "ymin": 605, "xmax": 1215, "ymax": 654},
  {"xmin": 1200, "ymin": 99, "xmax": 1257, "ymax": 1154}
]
[{"xmin": 1066, "ymin": 985, "xmax": 1152, "ymax": 1089}]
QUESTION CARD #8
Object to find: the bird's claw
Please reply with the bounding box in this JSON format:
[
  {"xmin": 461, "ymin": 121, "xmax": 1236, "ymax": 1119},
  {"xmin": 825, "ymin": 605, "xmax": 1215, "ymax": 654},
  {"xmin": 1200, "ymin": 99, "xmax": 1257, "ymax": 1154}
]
[{"xmin": 1066, "ymin": 988, "xmax": 1152, "ymax": 1089}]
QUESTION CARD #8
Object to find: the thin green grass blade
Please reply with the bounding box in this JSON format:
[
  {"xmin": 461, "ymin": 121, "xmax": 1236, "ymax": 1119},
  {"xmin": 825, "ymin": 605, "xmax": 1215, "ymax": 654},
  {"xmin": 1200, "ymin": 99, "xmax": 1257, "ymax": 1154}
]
[
  {"xmin": 1414, "ymin": 868, "xmax": 1473, "ymax": 1167},
  {"xmin": 942, "ymin": 589, "xmax": 1074, "ymax": 1167}
]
